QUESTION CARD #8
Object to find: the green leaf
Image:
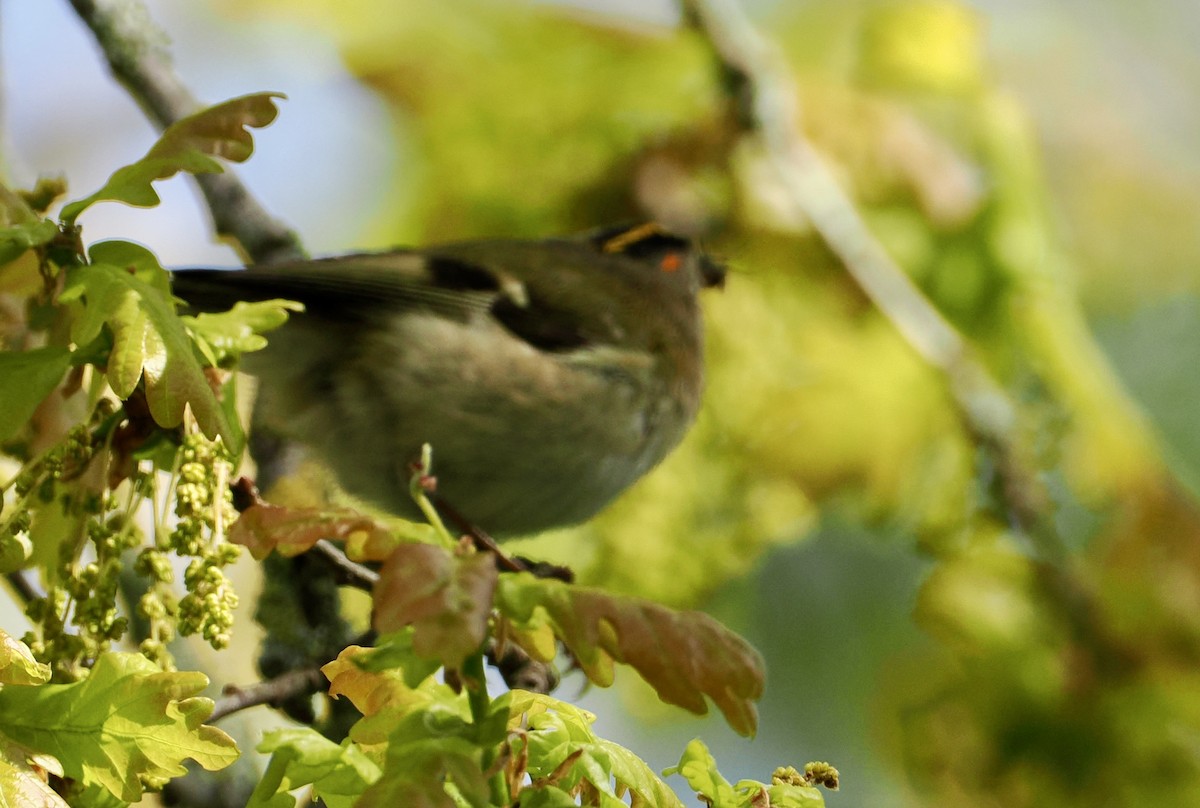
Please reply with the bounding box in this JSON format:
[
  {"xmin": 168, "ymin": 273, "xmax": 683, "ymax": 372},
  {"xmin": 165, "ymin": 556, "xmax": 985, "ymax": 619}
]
[
  {"xmin": 661, "ymin": 741, "xmax": 829, "ymax": 808},
  {"xmin": 0, "ymin": 180, "xmax": 38, "ymax": 226},
  {"xmin": 60, "ymin": 93, "xmax": 285, "ymax": 225},
  {"xmin": 662, "ymin": 739, "xmax": 747, "ymax": 808},
  {"xmin": 763, "ymin": 781, "xmax": 827, "ymax": 808},
  {"xmin": 0, "ymin": 652, "xmax": 238, "ymax": 802},
  {"xmin": 516, "ymin": 786, "xmax": 579, "ymax": 807},
  {"xmin": 27, "ymin": 491, "xmax": 86, "ymax": 584},
  {"xmin": 88, "ymin": 240, "xmax": 173, "ymax": 295},
  {"xmin": 0, "ymin": 531, "xmax": 33, "ymax": 575},
  {"xmin": 0, "ymin": 629, "xmax": 51, "ymax": 686},
  {"xmin": 509, "ymin": 691, "xmax": 685, "ymax": 808},
  {"xmin": 60, "ymin": 261, "xmax": 235, "ymax": 444},
  {"xmin": 183, "ymin": 298, "xmax": 303, "ymax": 364},
  {"xmin": 64, "ymin": 782, "xmax": 131, "ymax": 808},
  {"xmin": 15, "ymin": 177, "xmax": 68, "ymax": 217},
  {"xmin": 0, "ymin": 346, "xmax": 73, "ymax": 443},
  {"xmin": 0, "ymin": 249, "xmax": 43, "ymax": 297},
  {"xmin": 323, "ymin": 649, "xmax": 490, "ymax": 808},
  {"xmin": 357, "ymin": 730, "xmax": 487, "ymax": 808},
  {"xmin": 248, "ymin": 728, "xmax": 381, "ymax": 808},
  {"xmin": 0, "ymin": 219, "xmax": 59, "ymax": 266},
  {"xmin": 352, "ymin": 630, "xmax": 442, "ymax": 690},
  {"xmin": 496, "ymin": 575, "xmax": 765, "ymax": 737},
  {"xmin": 599, "ymin": 739, "xmax": 688, "ymax": 806}
]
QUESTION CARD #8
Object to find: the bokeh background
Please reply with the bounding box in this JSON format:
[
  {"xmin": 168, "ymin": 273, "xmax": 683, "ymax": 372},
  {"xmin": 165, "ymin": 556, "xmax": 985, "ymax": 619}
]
[{"xmin": 5, "ymin": 0, "xmax": 1200, "ymax": 805}]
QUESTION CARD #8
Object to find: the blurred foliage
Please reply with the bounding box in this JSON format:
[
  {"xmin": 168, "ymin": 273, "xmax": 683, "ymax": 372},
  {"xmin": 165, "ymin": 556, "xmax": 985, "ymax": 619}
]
[{"xmin": 75, "ymin": 0, "xmax": 1200, "ymax": 804}]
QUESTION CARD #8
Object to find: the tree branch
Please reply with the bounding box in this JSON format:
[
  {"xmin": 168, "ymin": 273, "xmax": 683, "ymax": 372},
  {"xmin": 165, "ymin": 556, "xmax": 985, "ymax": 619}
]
[
  {"xmin": 311, "ymin": 539, "xmax": 380, "ymax": 590},
  {"xmin": 680, "ymin": 0, "xmax": 1057, "ymax": 553},
  {"xmin": 209, "ymin": 665, "xmax": 327, "ymax": 723},
  {"xmin": 65, "ymin": 0, "xmax": 302, "ymax": 265}
]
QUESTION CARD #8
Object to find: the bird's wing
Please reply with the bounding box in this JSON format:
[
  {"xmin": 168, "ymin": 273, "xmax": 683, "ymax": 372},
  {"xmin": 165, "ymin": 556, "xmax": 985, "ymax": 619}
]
[{"xmin": 171, "ymin": 250, "xmax": 508, "ymax": 321}]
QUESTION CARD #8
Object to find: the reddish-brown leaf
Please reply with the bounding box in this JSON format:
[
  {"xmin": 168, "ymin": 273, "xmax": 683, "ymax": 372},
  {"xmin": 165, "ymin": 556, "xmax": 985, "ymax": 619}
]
[
  {"xmin": 372, "ymin": 544, "xmax": 498, "ymax": 669},
  {"xmin": 229, "ymin": 502, "xmax": 396, "ymax": 560},
  {"xmin": 496, "ymin": 575, "xmax": 765, "ymax": 737}
]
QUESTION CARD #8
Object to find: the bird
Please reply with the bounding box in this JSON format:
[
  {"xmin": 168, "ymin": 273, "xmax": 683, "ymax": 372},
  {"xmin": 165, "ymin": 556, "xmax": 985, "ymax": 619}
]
[{"xmin": 171, "ymin": 223, "xmax": 725, "ymax": 537}]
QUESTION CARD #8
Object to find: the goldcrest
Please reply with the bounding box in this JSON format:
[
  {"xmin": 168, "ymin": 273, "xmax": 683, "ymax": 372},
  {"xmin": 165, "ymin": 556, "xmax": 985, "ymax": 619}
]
[{"xmin": 171, "ymin": 224, "xmax": 725, "ymax": 536}]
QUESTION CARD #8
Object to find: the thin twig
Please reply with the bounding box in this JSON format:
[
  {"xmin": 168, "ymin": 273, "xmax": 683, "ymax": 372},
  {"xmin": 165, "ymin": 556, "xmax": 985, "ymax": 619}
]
[
  {"xmin": 311, "ymin": 539, "xmax": 380, "ymax": 590},
  {"xmin": 431, "ymin": 494, "xmax": 529, "ymax": 574},
  {"xmin": 681, "ymin": 0, "xmax": 1057, "ymax": 553},
  {"xmin": 208, "ymin": 666, "xmax": 327, "ymax": 723},
  {"xmin": 66, "ymin": 0, "xmax": 302, "ymax": 265}
]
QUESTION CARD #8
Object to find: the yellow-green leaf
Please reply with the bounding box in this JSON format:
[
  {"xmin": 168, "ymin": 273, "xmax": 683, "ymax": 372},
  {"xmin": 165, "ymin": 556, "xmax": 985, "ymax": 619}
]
[
  {"xmin": 0, "ymin": 346, "xmax": 73, "ymax": 443},
  {"xmin": 248, "ymin": 728, "xmax": 381, "ymax": 808},
  {"xmin": 0, "ymin": 219, "xmax": 59, "ymax": 266},
  {"xmin": 60, "ymin": 92, "xmax": 285, "ymax": 225},
  {"xmin": 0, "ymin": 732, "xmax": 67, "ymax": 808},
  {"xmin": 0, "ymin": 653, "xmax": 238, "ymax": 802},
  {"xmin": 183, "ymin": 298, "xmax": 303, "ymax": 363},
  {"xmin": 0, "ymin": 630, "xmax": 51, "ymax": 686},
  {"xmin": 61, "ymin": 262, "xmax": 235, "ymax": 444}
]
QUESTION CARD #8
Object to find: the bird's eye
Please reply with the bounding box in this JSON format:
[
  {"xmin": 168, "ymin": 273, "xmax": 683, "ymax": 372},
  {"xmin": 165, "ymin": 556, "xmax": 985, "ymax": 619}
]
[{"xmin": 659, "ymin": 253, "xmax": 683, "ymax": 273}]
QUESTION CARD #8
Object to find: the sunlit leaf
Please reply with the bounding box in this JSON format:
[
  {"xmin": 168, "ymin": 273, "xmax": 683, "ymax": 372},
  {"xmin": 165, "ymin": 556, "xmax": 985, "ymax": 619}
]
[
  {"xmin": 761, "ymin": 785, "xmax": 827, "ymax": 808},
  {"xmin": 59, "ymin": 260, "xmax": 235, "ymax": 444},
  {"xmin": 247, "ymin": 728, "xmax": 381, "ymax": 808},
  {"xmin": 324, "ymin": 648, "xmax": 408, "ymax": 718},
  {"xmin": 88, "ymin": 240, "xmax": 172, "ymax": 295},
  {"xmin": 350, "ymin": 631, "xmax": 442, "ymax": 690},
  {"xmin": 356, "ymin": 730, "xmax": 487, "ymax": 808},
  {"xmin": 183, "ymin": 298, "xmax": 303, "ymax": 363},
  {"xmin": 0, "ymin": 653, "xmax": 238, "ymax": 802},
  {"xmin": 60, "ymin": 93, "xmax": 285, "ymax": 225},
  {"xmin": 663, "ymin": 739, "xmax": 754, "ymax": 808},
  {"xmin": 323, "ymin": 644, "xmax": 442, "ymax": 718},
  {"xmin": 324, "ymin": 646, "xmax": 496, "ymax": 806},
  {"xmin": 0, "ymin": 732, "xmax": 67, "ymax": 808},
  {"xmin": 27, "ymin": 488, "xmax": 87, "ymax": 583},
  {"xmin": 510, "ymin": 690, "xmax": 685, "ymax": 807},
  {"xmin": 0, "ymin": 629, "xmax": 51, "ymax": 686}
]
